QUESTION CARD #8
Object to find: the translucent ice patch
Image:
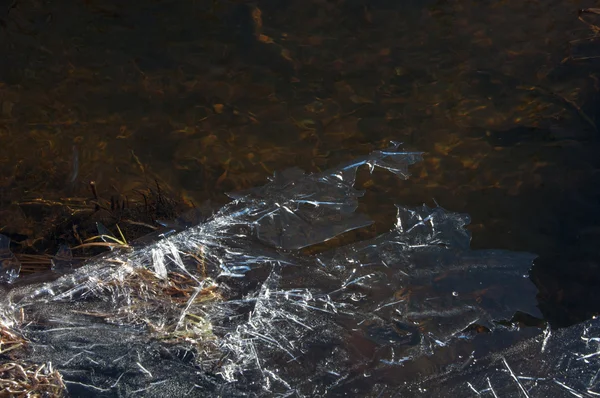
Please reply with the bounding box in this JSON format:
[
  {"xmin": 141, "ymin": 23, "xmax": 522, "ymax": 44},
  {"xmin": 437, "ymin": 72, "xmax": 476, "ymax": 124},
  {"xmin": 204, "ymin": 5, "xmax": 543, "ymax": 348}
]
[
  {"xmin": 396, "ymin": 317, "xmax": 600, "ymax": 397},
  {"xmin": 0, "ymin": 234, "xmax": 20, "ymax": 284},
  {"xmin": 225, "ymin": 141, "xmax": 423, "ymax": 250},
  {"xmin": 0, "ymin": 144, "xmax": 543, "ymax": 396},
  {"xmin": 51, "ymin": 244, "xmax": 75, "ymax": 274}
]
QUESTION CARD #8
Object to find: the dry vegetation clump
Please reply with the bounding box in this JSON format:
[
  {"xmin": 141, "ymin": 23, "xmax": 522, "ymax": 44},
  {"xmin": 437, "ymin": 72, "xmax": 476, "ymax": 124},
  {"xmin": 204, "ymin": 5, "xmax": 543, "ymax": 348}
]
[
  {"xmin": 0, "ymin": 322, "xmax": 66, "ymax": 397},
  {"xmin": 79, "ymin": 266, "xmax": 222, "ymax": 347}
]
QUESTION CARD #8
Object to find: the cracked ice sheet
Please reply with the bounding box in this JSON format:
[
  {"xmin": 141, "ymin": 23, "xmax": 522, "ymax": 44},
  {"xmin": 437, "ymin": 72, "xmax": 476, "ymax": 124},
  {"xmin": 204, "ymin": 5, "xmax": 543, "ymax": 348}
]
[
  {"xmin": 258, "ymin": 204, "xmax": 541, "ymax": 395},
  {"xmin": 0, "ymin": 143, "xmax": 541, "ymax": 396},
  {"xmin": 224, "ymin": 143, "xmax": 424, "ymax": 250},
  {"xmin": 392, "ymin": 317, "xmax": 600, "ymax": 398},
  {"xmin": 313, "ymin": 204, "xmax": 541, "ymax": 352}
]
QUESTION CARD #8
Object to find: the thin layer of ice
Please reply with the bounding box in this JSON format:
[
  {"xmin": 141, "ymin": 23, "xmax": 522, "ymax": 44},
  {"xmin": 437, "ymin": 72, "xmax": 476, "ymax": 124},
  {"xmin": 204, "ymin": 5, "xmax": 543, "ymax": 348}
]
[
  {"xmin": 314, "ymin": 203, "xmax": 540, "ymax": 360},
  {"xmin": 225, "ymin": 142, "xmax": 423, "ymax": 250},
  {"xmin": 0, "ymin": 234, "xmax": 21, "ymax": 284},
  {"xmin": 51, "ymin": 244, "xmax": 75, "ymax": 274},
  {"xmin": 396, "ymin": 317, "xmax": 600, "ymax": 397},
  {"xmin": 0, "ymin": 143, "xmax": 545, "ymax": 396}
]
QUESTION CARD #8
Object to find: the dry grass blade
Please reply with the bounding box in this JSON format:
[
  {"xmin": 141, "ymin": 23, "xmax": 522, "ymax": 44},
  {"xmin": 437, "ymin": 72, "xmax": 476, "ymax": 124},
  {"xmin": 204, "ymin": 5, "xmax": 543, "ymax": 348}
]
[
  {"xmin": 579, "ymin": 8, "xmax": 600, "ymax": 33},
  {"xmin": 0, "ymin": 322, "xmax": 26, "ymax": 356},
  {"xmin": 72, "ymin": 224, "xmax": 130, "ymax": 251},
  {"xmin": 16, "ymin": 253, "xmax": 53, "ymax": 274},
  {"xmin": 71, "ymin": 241, "xmax": 129, "ymax": 250},
  {"xmin": 0, "ymin": 361, "xmax": 66, "ymax": 397}
]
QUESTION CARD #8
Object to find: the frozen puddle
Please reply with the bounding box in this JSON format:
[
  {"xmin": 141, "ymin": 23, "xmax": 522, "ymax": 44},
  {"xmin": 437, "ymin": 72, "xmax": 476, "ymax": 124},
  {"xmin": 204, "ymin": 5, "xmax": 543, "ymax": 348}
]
[{"xmin": 0, "ymin": 143, "xmax": 586, "ymax": 397}]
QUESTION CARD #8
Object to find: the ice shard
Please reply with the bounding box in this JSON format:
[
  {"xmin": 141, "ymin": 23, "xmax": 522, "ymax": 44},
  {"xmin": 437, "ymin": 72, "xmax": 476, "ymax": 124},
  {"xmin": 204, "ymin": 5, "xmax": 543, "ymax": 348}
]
[{"xmin": 0, "ymin": 234, "xmax": 21, "ymax": 284}]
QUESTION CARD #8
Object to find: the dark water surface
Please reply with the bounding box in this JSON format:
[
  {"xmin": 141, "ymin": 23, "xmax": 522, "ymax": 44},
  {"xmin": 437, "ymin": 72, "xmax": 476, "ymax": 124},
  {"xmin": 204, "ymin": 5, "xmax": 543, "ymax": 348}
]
[{"xmin": 1, "ymin": 0, "xmax": 600, "ymax": 334}]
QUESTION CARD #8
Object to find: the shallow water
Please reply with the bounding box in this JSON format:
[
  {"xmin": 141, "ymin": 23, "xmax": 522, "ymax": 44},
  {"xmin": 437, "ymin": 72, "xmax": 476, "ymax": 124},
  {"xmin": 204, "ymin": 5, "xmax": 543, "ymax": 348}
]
[{"xmin": 1, "ymin": 0, "xmax": 599, "ymax": 348}]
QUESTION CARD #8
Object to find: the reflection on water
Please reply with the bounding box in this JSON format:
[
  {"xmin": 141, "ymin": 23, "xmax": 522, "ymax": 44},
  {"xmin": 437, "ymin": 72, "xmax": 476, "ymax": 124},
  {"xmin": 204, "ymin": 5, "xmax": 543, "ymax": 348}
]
[{"xmin": 1, "ymin": 0, "xmax": 600, "ymax": 386}]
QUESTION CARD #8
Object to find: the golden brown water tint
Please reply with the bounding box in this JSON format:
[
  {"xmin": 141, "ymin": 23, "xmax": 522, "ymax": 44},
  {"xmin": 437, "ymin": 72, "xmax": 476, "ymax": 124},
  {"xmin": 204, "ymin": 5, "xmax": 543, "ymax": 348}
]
[{"xmin": 1, "ymin": 0, "xmax": 600, "ymax": 326}]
